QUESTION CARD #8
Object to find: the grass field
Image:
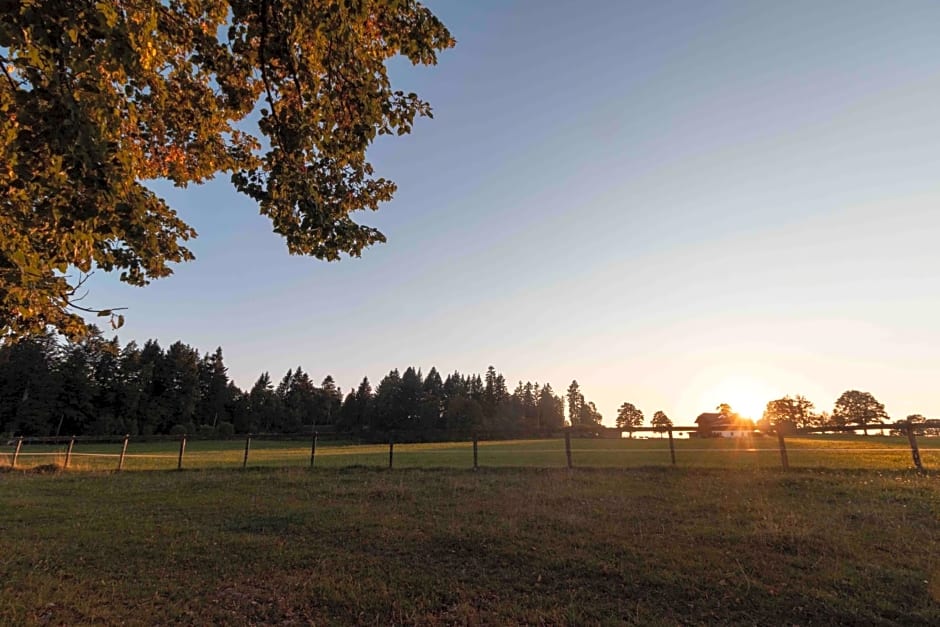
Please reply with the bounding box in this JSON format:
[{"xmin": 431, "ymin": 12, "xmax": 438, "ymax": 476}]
[
  {"xmin": 1, "ymin": 434, "xmax": 936, "ymax": 472},
  {"xmin": 0, "ymin": 465, "xmax": 937, "ymax": 624}
]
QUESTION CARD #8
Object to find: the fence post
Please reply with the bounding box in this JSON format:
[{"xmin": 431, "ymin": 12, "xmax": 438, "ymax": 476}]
[
  {"xmin": 243, "ymin": 435, "xmax": 251, "ymax": 469},
  {"xmin": 777, "ymin": 428, "xmax": 789, "ymax": 471},
  {"xmin": 564, "ymin": 430, "xmax": 572, "ymax": 469},
  {"xmin": 117, "ymin": 434, "xmax": 130, "ymax": 471},
  {"xmin": 388, "ymin": 436, "xmax": 394, "ymax": 470},
  {"xmin": 310, "ymin": 431, "xmax": 318, "ymax": 468},
  {"xmin": 906, "ymin": 417, "xmax": 924, "ymax": 472},
  {"xmin": 667, "ymin": 428, "xmax": 676, "ymax": 466},
  {"xmin": 473, "ymin": 434, "xmax": 479, "ymax": 470},
  {"xmin": 11, "ymin": 437, "xmax": 23, "ymax": 469},
  {"xmin": 177, "ymin": 435, "xmax": 187, "ymax": 470},
  {"xmin": 64, "ymin": 437, "xmax": 75, "ymax": 469}
]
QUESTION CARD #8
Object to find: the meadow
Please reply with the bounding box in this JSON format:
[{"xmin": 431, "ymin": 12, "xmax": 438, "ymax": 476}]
[
  {"xmin": 0, "ymin": 463, "xmax": 937, "ymax": 625},
  {"xmin": 1, "ymin": 433, "xmax": 936, "ymax": 472}
]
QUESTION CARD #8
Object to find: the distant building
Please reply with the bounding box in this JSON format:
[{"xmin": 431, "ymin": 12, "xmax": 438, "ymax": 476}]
[{"xmin": 693, "ymin": 412, "xmax": 754, "ymax": 438}]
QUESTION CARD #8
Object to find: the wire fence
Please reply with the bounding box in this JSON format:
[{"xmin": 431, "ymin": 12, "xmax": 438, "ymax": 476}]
[{"xmin": 1, "ymin": 421, "xmax": 935, "ymax": 474}]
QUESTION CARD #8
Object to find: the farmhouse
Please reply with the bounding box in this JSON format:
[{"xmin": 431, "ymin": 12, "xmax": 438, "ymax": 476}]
[{"xmin": 693, "ymin": 412, "xmax": 754, "ymax": 438}]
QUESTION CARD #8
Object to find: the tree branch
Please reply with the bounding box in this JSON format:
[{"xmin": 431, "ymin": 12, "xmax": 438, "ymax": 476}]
[
  {"xmin": 0, "ymin": 56, "xmax": 21, "ymax": 93},
  {"xmin": 258, "ymin": 0, "xmax": 288, "ymax": 148}
]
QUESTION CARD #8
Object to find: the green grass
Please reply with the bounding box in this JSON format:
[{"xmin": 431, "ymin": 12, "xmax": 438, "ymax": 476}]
[
  {"xmin": 0, "ymin": 466, "xmax": 937, "ymax": 624},
  {"xmin": 1, "ymin": 434, "xmax": 935, "ymax": 472}
]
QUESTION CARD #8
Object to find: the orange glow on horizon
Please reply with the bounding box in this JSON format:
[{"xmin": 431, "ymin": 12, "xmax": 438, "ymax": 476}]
[{"xmin": 695, "ymin": 374, "xmax": 780, "ymax": 421}]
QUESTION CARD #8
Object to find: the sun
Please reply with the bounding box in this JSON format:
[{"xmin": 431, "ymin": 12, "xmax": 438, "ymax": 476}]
[{"xmin": 704, "ymin": 375, "xmax": 777, "ymax": 420}]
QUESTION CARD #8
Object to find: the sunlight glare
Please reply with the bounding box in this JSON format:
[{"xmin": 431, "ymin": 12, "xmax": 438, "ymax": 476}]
[{"xmin": 700, "ymin": 374, "xmax": 779, "ymax": 420}]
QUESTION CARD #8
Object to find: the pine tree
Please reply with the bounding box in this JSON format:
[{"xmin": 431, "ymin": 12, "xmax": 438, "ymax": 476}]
[
  {"xmin": 247, "ymin": 372, "xmax": 276, "ymax": 433},
  {"xmin": 538, "ymin": 384, "xmax": 565, "ymax": 430},
  {"xmin": 373, "ymin": 369, "xmax": 403, "ymax": 430},
  {"xmin": 88, "ymin": 336, "xmax": 122, "ymax": 435},
  {"xmin": 315, "ymin": 375, "xmax": 343, "ymax": 425},
  {"xmin": 55, "ymin": 341, "xmax": 97, "ymax": 436},
  {"xmin": 399, "ymin": 367, "xmax": 424, "ymax": 429},
  {"xmin": 197, "ymin": 347, "xmax": 231, "ymax": 429},
  {"xmin": 163, "ymin": 341, "xmax": 202, "ymax": 432},
  {"xmin": 355, "ymin": 377, "xmax": 375, "ymax": 429},
  {"xmin": 137, "ymin": 339, "xmax": 168, "ymax": 435},
  {"xmin": 0, "ymin": 334, "xmax": 61, "ymax": 436},
  {"xmin": 421, "ymin": 368, "xmax": 445, "ymax": 429},
  {"xmin": 116, "ymin": 341, "xmax": 144, "ymax": 435},
  {"xmin": 285, "ymin": 368, "xmax": 316, "ymax": 431},
  {"xmin": 567, "ymin": 381, "xmax": 582, "ymax": 426}
]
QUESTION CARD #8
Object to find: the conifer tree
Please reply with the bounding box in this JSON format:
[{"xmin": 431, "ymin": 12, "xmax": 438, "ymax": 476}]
[
  {"xmin": 248, "ymin": 372, "xmax": 276, "ymax": 433},
  {"xmin": 197, "ymin": 347, "xmax": 231, "ymax": 428},
  {"xmin": 373, "ymin": 369, "xmax": 403, "ymax": 430},
  {"xmin": 567, "ymin": 381, "xmax": 582, "ymax": 426},
  {"xmin": 421, "ymin": 368, "xmax": 444, "ymax": 429}
]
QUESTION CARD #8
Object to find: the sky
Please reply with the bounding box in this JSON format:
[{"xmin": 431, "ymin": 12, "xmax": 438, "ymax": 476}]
[{"xmin": 85, "ymin": 0, "xmax": 940, "ymax": 425}]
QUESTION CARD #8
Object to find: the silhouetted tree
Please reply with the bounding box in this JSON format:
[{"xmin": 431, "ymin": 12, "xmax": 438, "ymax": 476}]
[
  {"xmin": 538, "ymin": 384, "xmax": 565, "ymax": 430},
  {"xmin": 833, "ymin": 390, "xmax": 888, "ymax": 435},
  {"xmin": 651, "ymin": 411, "xmax": 672, "ymax": 436},
  {"xmin": 567, "ymin": 381, "xmax": 582, "ymax": 426},
  {"xmin": 616, "ymin": 402, "xmax": 644, "ymax": 435},
  {"xmin": 762, "ymin": 395, "xmax": 818, "ymax": 432},
  {"xmin": 421, "ymin": 368, "xmax": 444, "ymax": 429},
  {"xmin": 373, "ymin": 369, "xmax": 403, "ymax": 430}
]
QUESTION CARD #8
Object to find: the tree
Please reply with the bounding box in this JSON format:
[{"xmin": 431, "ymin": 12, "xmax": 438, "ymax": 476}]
[
  {"xmin": 420, "ymin": 368, "xmax": 444, "ymax": 430},
  {"xmin": 0, "ymin": 333, "xmax": 61, "ymax": 435},
  {"xmin": 354, "ymin": 376, "xmax": 375, "ymax": 429},
  {"xmin": 399, "ymin": 367, "xmax": 423, "ymax": 429},
  {"xmin": 651, "ymin": 410, "xmax": 672, "ymax": 436},
  {"xmin": 482, "ymin": 366, "xmax": 508, "ymax": 421},
  {"xmin": 832, "ymin": 390, "xmax": 889, "ymax": 435},
  {"xmin": 197, "ymin": 347, "xmax": 231, "ymax": 428},
  {"xmin": 443, "ymin": 395, "xmax": 483, "ymax": 431},
  {"xmin": 247, "ymin": 372, "xmax": 276, "ymax": 433},
  {"xmin": 762, "ymin": 395, "xmax": 818, "ymax": 432},
  {"xmin": 566, "ymin": 381, "xmax": 582, "ymax": 426},
  {"xmin": 373, "ymin": 369, "xmax": 403, "ymax": 430},
  {"xmin": 616, "ymin": 402, "xmax": 644, "ymax": 435},
  {"xmin": 892, "ymin": 414, "xmax": 928, "ymax": 437},
  {"xmin": 579, "ymin": 398, "xmax": 603, "ymax": 426},
  {"xmin": 314, "ymin": 375, "xmax": 342, "ymax": 426},
  {"xmin": 55, "ymin": 341, "xmax": 97, "ymax": 436},
  {"xmin": 1, "ymin": 1, "xmax": 455, "ymax": 339},
  {"xmin": 537, "ymin": 383, "xmax": 565, "ymax": 430},
  {"xmin": 162, "ymin": 341, "xmax": 202, "ymax": 432}
]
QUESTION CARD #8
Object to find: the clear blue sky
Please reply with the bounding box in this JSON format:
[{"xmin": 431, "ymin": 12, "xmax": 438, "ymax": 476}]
[{"xmin": 87, "ymin": 0, "xmax": 940, "ymax": 424}]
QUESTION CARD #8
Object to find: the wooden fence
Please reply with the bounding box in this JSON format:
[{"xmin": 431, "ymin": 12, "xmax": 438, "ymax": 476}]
[{"xmin": 1, "ymin": 419, "xmax": 931, "ymax": 473}]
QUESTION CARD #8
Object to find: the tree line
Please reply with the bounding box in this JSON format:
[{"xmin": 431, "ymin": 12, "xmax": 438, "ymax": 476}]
[
  {"xmin": 607, "ymin": 392, "xmax": 934, "ymax": 436},
  {"xmin": 0, "ymin": 331, "xmax": 590, "ymax": 438},
  {"xmin": 759, "ymin": 392, "xmax": 933, "ymax": 434}
]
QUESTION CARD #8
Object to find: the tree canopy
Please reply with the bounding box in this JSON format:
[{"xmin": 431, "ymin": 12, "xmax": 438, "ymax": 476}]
[
  {"xmin": 761, "ymin": 395, "xmax": 818, "ymax": 431},
  {"xmin": 832, "ymin": 390, "xmax": 888, "ymax": 434},
  {"xmin": 651, "ymin": 410, "xmax": 672, "ymax": 433},
  {"xmin": 615, "ymin": 401, "xmax": 644, "ymax": 432},
  {"xmin": 1, "ymin": 0, "xmax": 454, "ymax": 339}
]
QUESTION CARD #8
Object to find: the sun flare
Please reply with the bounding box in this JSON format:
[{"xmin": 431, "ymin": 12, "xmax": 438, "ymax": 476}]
[{"xmin": 701, "ymin": 375, "xmax": 778, "ymax": 420}]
